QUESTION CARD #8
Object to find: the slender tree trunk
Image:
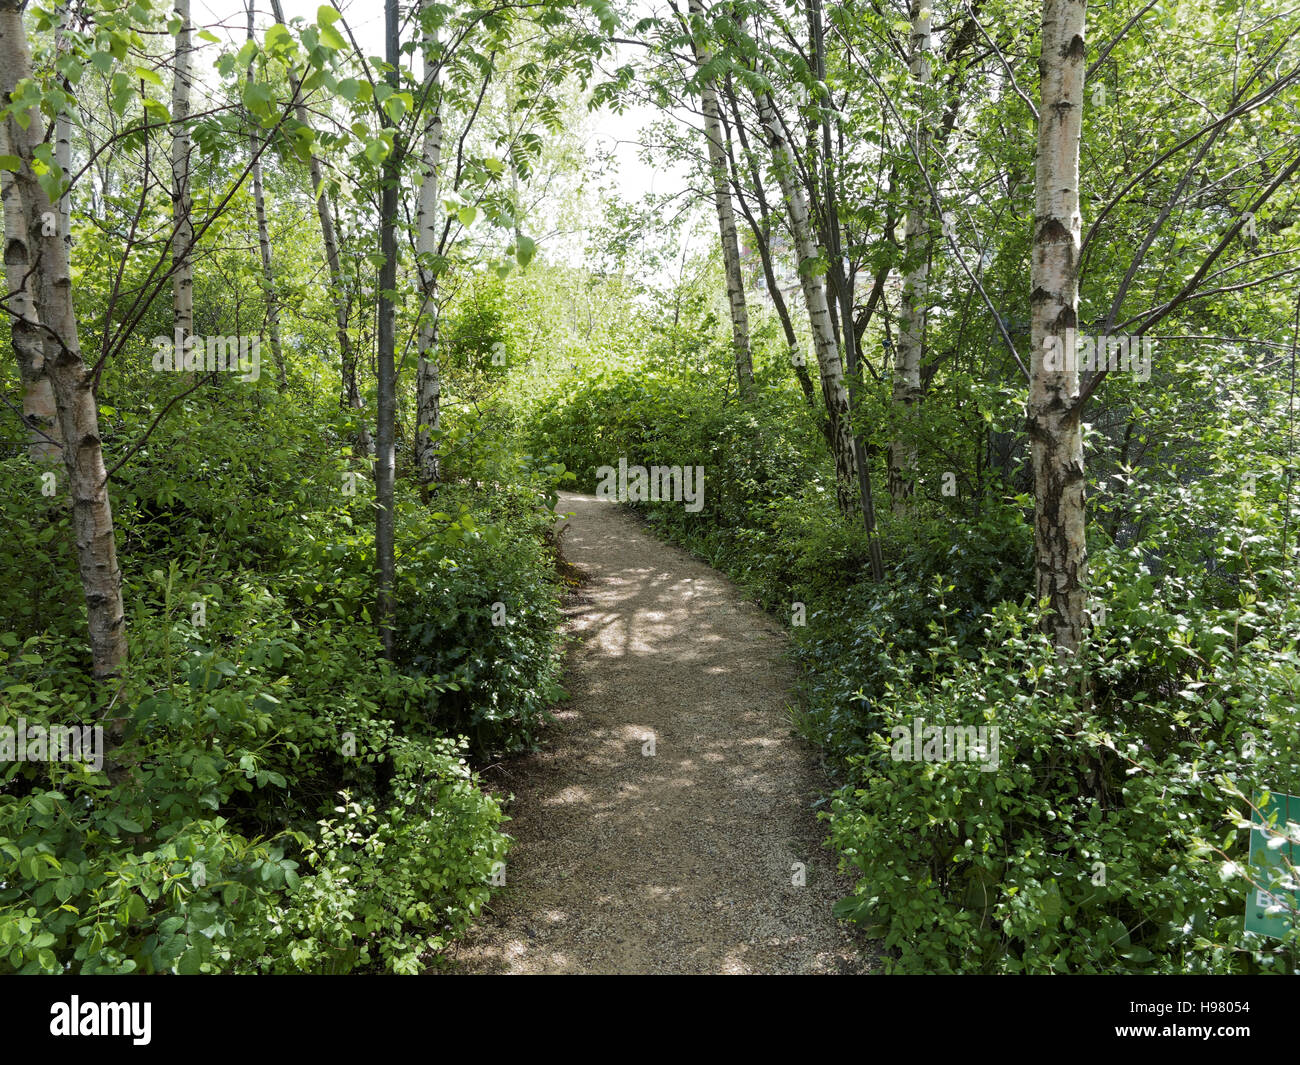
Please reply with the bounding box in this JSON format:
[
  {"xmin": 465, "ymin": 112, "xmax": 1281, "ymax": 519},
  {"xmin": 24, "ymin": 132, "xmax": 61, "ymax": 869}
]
[
  {"xmin": 246, "ymin": 0, "xmax": 286, "ymax": 390},
  {"xmin": 0, "ymin": 0, "xmax": 128, "ymax": 689},
  {"xmin": 745, "ymin": 207, "xmax": 813, "ymax": 405},
  {"xmin": 339, "ymin": 289, "xmax": 370, "ymax": 457},
  {"xmin": 890, "ymin": 0, "xmax": 932, "ymax": 516},
  {"xmin": 720, "ymin": 79, "xmax": 818, "ymax": 410},
  {"xmin": 269, "ymin": 0, "xmax": 370, "ymax": 453},
  {"xmin": 505, "ymin": 99, "xmax": 524, "ymax": 249},
  {"xmin": 1029, "ymin": 0, "xmax": 1088, "ymax": 653},
  {"xmin": 414, "ymin": 17, "xmax": 443, "ymax": 489},
  {"xmin": 808, "ymin": 0, "xmax": 884, "ymax": 579},
  {"xmin": 375, "ymin": 0, "xmax": 401, "ymax": 658},
  {"xmin": 55, "ymin": 3, "xmax": 72, "ymax": 247},
  {"xmin": 1, "ymin": 157, "xmax": 60, "ymax": 461},
  {"xmin": 758, "ymin": 90, "xmax": 859, "ymax": 516},
  {"xmin": 688, "ymin": 0, "xmax": 753, "ymax": 400},
  {"xmin": 2, "ymin": 5, "xmax": 70, "ymax": 461},
  {"xmin": 171, "ymin": 0, "xmax": 194, "ymax": 348}
]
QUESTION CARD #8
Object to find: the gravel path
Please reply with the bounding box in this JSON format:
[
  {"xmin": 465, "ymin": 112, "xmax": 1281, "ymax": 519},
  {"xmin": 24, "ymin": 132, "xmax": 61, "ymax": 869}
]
[{"xmin": 450, "ymin": 491, "xmax": 875, "ymax": 974}]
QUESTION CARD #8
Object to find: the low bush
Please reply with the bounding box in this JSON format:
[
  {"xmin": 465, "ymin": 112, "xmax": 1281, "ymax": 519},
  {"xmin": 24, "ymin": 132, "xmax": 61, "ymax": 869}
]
[{"xmin": 0, "ymin": 390, "xmax": 563, "ymax": 973}]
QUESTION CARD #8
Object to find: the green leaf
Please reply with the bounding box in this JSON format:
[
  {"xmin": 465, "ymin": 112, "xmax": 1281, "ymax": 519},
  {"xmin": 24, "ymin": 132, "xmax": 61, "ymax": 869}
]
[
  {"xmin": 109, "ymin": 73, "xmax": 134, "ymax": 117},
  {"xmin": 318, "ymin": 21, "xmax": 347, "ymax": 50},
  {"xmin": 241, "ymin": 80, "xmax": 274, "ymax": 119},
  {"xmin": 383, "ymin": 94, "xmax": 406, "ymax": 123},
  {"xmin": 265, "ymin": 23, "xmax": 293, "ymax": 54}
]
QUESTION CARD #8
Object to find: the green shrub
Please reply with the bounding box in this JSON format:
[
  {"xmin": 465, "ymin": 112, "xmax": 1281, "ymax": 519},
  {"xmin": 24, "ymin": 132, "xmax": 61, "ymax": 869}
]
[
  {"xmin": 0, "ymin": 390, "xmax": 559, "ymax": 974},
  {"xmin": 392, "ymin": 488, "xmax": 566, "ymax": 757},
  {"xmin": 518, "ymin": 336, "xmax": 1300, "ymax": 975}
]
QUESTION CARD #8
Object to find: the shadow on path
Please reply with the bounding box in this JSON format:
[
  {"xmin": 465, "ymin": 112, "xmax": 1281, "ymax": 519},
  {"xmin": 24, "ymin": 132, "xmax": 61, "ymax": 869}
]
[{"xmin": 449, "ymin": 492, "xmax": 876, "ymax": 974}]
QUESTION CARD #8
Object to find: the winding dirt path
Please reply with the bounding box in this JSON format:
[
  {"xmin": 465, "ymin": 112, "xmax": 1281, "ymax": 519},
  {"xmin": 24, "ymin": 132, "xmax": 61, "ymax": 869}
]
[{"xmin": 451, "ymin": 492, "xmax": 874, "ymax": 974}]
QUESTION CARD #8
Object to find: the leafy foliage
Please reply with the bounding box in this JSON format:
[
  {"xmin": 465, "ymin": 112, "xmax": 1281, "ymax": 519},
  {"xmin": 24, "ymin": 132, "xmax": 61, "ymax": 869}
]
[{"xmin": 0, "ymin": 387, "xmax": 562, "ymax": 973}]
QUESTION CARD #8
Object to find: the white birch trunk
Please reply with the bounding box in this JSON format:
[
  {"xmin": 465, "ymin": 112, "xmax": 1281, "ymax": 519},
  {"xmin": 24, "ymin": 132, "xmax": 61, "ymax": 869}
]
[
  {"xmin": 268, "ymin": 0, "xmax": 370, "ymax": 452},
  {"xmin": 0, "ymin": 0, "xmax": 128, "ymax": 687},
  {"xmin": 171, "ymin": 0, "xmax": 194, "ymax": 346},
  {"xmin": 246, "ymin": 0, "xmax": 286, "ymax": 389},
  {"xmin": 1, "ymin": 146, "xmax": 60, "ymax": 461},
  {"xmin": 758, "ymin": 90, "xmax": 859, "ymax": 514},
  {"xmin": 1029, "ymin": 0, "xmax": 1088, "ymax": 653},
  {"xmin": 0, "ymin": 3, "xmax": 70, "ymax": 461},
  {"xmin": 889, "ymin": 0, "xmax": 932, "ymax": 515},
  {"xmin": 688, "ymin": 0, "xmax": 753, "ymax": 400},
  {"xmin": 55, "ymin": 3, "xmax": 71, "ymax": 246},
  {"xmin": 414, "ymin": 17, "xmax": 443, "ymax": 488}
]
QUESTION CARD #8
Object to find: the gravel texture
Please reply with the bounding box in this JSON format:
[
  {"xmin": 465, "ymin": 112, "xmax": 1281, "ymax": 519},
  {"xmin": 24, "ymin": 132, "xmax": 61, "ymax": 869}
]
[{"xmin": 449, "ymin": 492, "xmax": 877, "ymax": 974}]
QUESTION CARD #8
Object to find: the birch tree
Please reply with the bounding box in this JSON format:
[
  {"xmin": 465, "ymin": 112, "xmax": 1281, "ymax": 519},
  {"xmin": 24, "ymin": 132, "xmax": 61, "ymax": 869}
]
[
  {"xmin": 0, "ymin": 0, "xmax": 128, "ymax": 685},
  {"xmin": 375, "ymin": 0, "xmax": 401, "ymax": 656},
  {"xmin": 717, "ymin": 78, "xmax": 819, "ymax": 412},
  {"xmin": 414, "ymin": 14, "xmax": 444, "ymax": 489},
  {"xmin": 1029, "ymin": 0, "xmax": 1088, "ymax": 652},
  {"xmin": 757, "ymin": 89, "xmax": 859, "ymax": 516},
  {"xmin": 171, "ymin": 0, "xmax": 194, "ymax": 347},
  {"xmin": 54, "ymin": 2, "xmax": 71, "ymax": 248},
  {"xmin": 268, "ymin": 0, "xmax": 370, "ymax": 453},
  {"xmin": 889, "ymin": 0, "xmax": 932, "ymax": 516},
  {"xmin": 687, "ymin": 0, "xmax": 753, "ymax": 401},
  {"xmin": 806, "ymin": 0, "xmax": 884, "ymax": 579},
  {"xmin": 246, "ymin": 0, "xmax": 286, "ymax": 390},
  {"xmin": 1, "ymin": 137, "xmax": 60, "ymax": 461},
  {"xmin": 0, "ymin": 2, "xmax": 72, "ymax": 462}
]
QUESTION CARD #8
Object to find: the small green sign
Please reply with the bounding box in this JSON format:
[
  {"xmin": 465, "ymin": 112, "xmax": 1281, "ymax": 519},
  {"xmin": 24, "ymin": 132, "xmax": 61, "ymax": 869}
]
[{"xmin": 1245, "ymin": 790, "xmax": 1299, "ymax": 938}]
